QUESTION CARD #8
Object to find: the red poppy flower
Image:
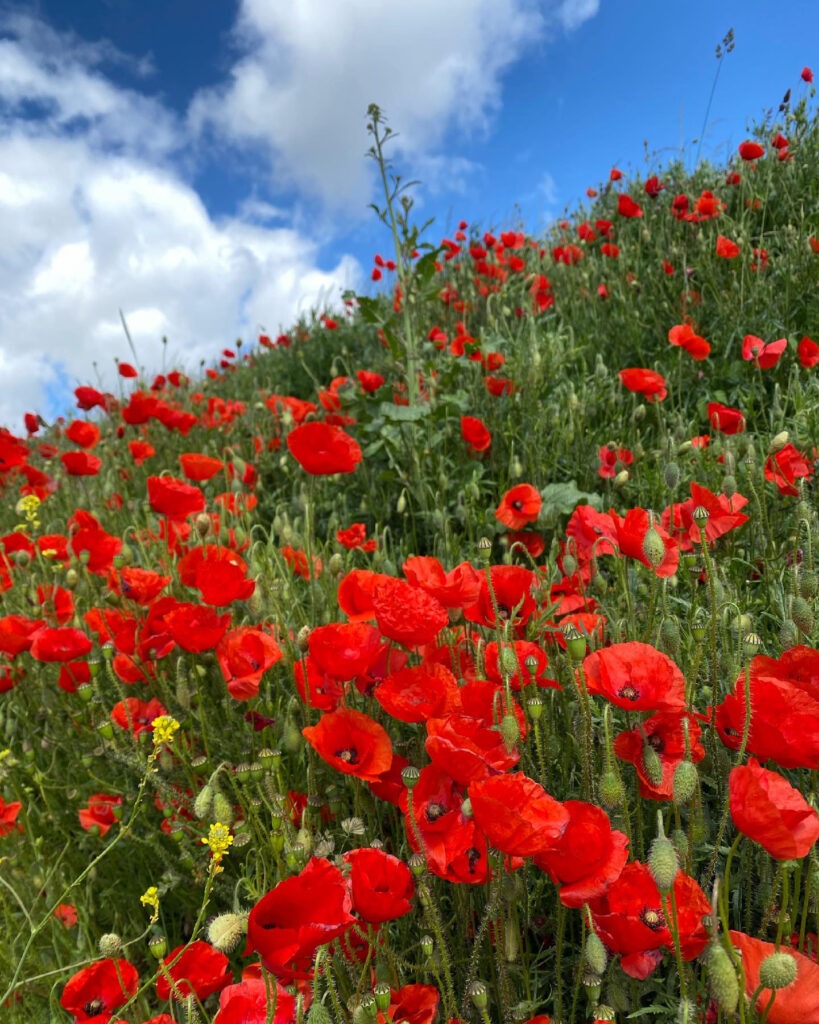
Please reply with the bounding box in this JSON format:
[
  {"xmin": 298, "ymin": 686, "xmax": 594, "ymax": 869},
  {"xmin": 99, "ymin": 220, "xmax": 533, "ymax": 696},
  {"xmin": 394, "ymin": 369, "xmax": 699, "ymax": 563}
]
[
  {"xmin": 179, "ymin": 452, "xmax": 224, "ymax": 481},
  {"xmin": 165, "ymin": 601, "xmax": 231, "ymax": 653},
  {"xmin": 495, "ymin": 483, "xmax": 542, "ymax": 529},
  {"xmin": 644, "ymin": 175, "xmax": 664, "ymax": 198},
  {"xmin": 589, "ymin": 863, "xmax": 710, "ymax": 979},
  {"xmin": 661, "ymin": 482, "xmax": 749, "ymax": 552},
  {"xmin": 403, "ymin": 764, "xmax": 490, "ymax": 885},
  {"xmin": 728, "ymin": 931, "xmax": 819, "ymax": 1024},
  {"xmin": 343, "ymin": 847, "xmax": 415, "ymax": 923},
  {"xmin": 739, "ymin": 140, "xmax": 765, "ymax": 161},
  {"xmin": 216, "ymin": 626, "xmax": 283, "ymax": 700},
  {"xmin": 715, "ymin": 235, "xmax": 740, "ymax": 259},
  {"xmin": 65, "ymin": 420, "xmax": 101, "ymax": 449},
  {"xmin": 535, "ymin": 799, "xmax": 629, "ymax": 908},
  {"xmin": 286, "ymin": 421, "xmax": 362, "ymax": 475},
  {"xmin": 336, "ymin": 523, "xmax": 376, "ymax": 550},
  {"xmin": 597, "ymin": 444, "xmax": 633, "ymax": 479},
  {"xmin": 462, "ymin": 565, "xmax": 537, "ymax": 629},
  {"xmin": 402, "ymin": 557, "xmax": 481, "ymax": 609},
  {"xmin": 483, "ymin": 639, "xmax": 556, "ymax": 691},
  {"xmin": 308, "ymin": 622, "xmax": 383, "ymax": 680},
  {"xmin": 614, "ymin": 710, "xmax": 705, "ymax": 800},
  {"xmin": 742, "ymin": 334, "xmax": 787, "ymax": 369},
  {"xmin": 29, "ymin": 625, "xmax": 92, "ymax": 663},
  {"xmin": 426, "ymin": 713, "xmax": 519, "ymax": 785},
  {"xmin": 373, "ymin": 577, "xmax": 448, "ymax": 648},
  {"xmin": 118, "ymin": 360, "xmax": 138, "ymax": 377},
  {"xmin": 765, "ymin": 443, "xmax": 814, "ymax": 496},
  {"xmin": 128, "ymin": 439, "xmax": 156, "ymax": 465},
  {"xmin": 610, "ymin": 508, "xmax": 679, "ymax": 578},
  {"xmin": 148, "ymin": 475, "xmax": 206, "ymax": 520},
  {"xmin": 303, "ymin": 707, "xmax": 393, "ymax": 782},
  {"xmin": 715, "ymin": 669, "xmax": 819, "ymax": 769},
  {"xmin": 376, "ymin": 985, "xmax": 439, "ymax": 1024},
  {"xmin": 214, "ymin": 977, "xmax": 297, "ymax": 1024},
  {"xmin": 798, "ymin": 336, "xmax": 819, "ymax": 368},
  {"xmin": 619, "ymin": 368, "xmax": 667, "ymax": 403},
  {"xmin": 375, "ymin": 662, "xmax": 460, "ymax": 723},
  {"xmin": 469, "ymin": 773, "xmax": 568, "ymax": 857},
  {"xmin": 582, "ymin": 642, "xmax": 686, "ymax": 712},
  {"xmin": 178, "ymin": 546, "xmax": 255, "ymax": 606},
  {"xmin": 668, "ymin": 323, "xmax": 711, "ymax": 360},
  {"xmin": 246, "ymin": 857, "xmax": 355, "ymax": 981},
  {"xmin": 0, "ymin": 795, "xmax": 23, "ymax": 836},
  {"xmin": 109, "ymin": 566, "xmax": 171, "ymax": 605},
  {"xmin": 109, "ymin": 697, "xmax": 168, "ymax": 737},
  {"xmin": 617, "ymin": 194, "xmax": 643, "ymax": 218},
  {"xmin": 484, "ymin": 375, "xmax": 515, "ymax": 396},
  {"xmin": 707, "ymin": 401, "xmax": 746, "ymax": 434},
  {"xmin": 729, "ymin": 757, "xmax": 819, "ymax": 859},
  {"xmin": 74, "ymin": 385, "xmax": 108, "ymax": 411},
  {"xmin": 60, "ymin": 958, "xmax": 139, "ymax": 1022},
  {"xmin": 337, "ymin": 569, "xmax": 386, "ymax": 621},
  {"xmin": 281, "ymin": 545, "xmax": 322, "ymax": 580},
  {"xmin": 78, "ymin": 793, "xmax": 122, "ymax": 837},
  {"xmin": 156, "ymin": 940, "xmax": 232, "ymax": 1001},
  {"xmin": 61, "ymin": 451, "xmax": 102, "ymax": 476},
  {"xmin": 53, "ymin": 903, "xmax": 78, "ymax": 928},
  {"xmin": 461, "ymin": 415, "xmax": 492, "ymax": 453}
]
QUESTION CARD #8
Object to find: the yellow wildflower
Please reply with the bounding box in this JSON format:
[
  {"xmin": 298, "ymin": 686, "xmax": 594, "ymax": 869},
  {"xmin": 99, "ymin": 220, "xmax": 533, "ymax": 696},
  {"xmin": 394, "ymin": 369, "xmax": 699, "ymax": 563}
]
[
  {"xmin": 140, "ymin": 885, "xmax": 160, "ymax": 924},
  {"xmin": 151, "ymin": 716, "xmax": 181, "ymax": 747}
]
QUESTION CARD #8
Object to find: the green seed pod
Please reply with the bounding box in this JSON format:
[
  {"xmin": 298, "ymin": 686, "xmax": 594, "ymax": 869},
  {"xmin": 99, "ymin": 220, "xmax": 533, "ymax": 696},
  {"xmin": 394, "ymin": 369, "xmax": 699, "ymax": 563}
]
[
  {"xmin": 598, "ymin": 770, "xmax": 625, "ymax": 808},
  {"xmin": 706, "ymin": 942, "xmax": 739, "ymax": 1015},
  {"xmin": 791, "ymin": 596, "xmax": 814, "ymax": 634},
  {"xmin": 780, "ymin": 618, "xmax": 799, "ymax": 650},
  {"xmin": 759, "ymin": 951, "xmax": 798, "ymax": 990},
  {"xmin": 673, "ymin": 760, "xmax": 698, "ymax": 805},
  {"xmin": 98, "ymin": 933, "xmax": 122, "ymax": 957},
  {"xmin": 722, "ymin": 475, "xmax": 737, "ymax": 499},
  {"xmin": 670, "ymin": 828, "xmax": 689, "ymax": 862},
  {"xmin": 585, "ymin": 930, "xmax": 608, "ymax": 975},
  {"xmin": 468, "ymin": 982, "xmax": 488, "ymax": 1011}
]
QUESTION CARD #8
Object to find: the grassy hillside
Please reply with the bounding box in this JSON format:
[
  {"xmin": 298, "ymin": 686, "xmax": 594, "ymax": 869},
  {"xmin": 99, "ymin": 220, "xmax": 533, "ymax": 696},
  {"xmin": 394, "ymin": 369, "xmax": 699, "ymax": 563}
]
[{"xmin": 0, "ymin": 77, "xmax": 818, "ymax": 1023}]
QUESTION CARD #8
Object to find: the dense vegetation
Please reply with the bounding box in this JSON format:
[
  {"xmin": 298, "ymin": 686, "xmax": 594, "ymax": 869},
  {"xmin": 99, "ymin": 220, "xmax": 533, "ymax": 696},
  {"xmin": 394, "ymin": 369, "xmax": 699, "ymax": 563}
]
[{"xmin": 0, "ymin": 72, "xmax": 818, "ymax": 1024}]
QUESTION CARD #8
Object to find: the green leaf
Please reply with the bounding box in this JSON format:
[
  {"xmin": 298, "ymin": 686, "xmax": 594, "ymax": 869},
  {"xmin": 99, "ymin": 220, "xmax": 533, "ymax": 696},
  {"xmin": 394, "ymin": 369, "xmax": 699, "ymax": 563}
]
[
  {"xmin": 379, "ymin": 402, "xmax": 429, "ymax": 422},
  {"xmin": 539, "ymin": 481, "xmax": 602, "ymax": 527}
]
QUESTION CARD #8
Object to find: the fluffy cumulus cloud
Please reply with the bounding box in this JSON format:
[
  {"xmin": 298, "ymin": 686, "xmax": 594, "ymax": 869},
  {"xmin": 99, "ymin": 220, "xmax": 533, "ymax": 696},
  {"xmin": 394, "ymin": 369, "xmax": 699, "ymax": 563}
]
[
  {"xmin": 0, "ymin": 0, "xmax": 600, "ymax": 427},
  {"xmin": 189, "ymin": 0, "xmax": 597, "ymax": 210},
  {"xmin": 0, "ymin": 12, "xmax": 359, "ymax": 428}
]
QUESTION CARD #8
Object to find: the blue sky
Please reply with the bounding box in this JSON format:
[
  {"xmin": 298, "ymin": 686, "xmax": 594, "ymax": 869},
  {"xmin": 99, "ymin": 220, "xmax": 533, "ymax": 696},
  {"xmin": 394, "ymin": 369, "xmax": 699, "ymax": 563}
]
[{"xmin": 0, "ymin": 0, "xmax": 816, "ymax": 428}]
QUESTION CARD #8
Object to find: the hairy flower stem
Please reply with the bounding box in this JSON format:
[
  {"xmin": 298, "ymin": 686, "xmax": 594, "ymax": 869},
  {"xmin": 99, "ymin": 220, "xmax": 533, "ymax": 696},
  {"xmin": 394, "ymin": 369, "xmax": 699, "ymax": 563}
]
[
  {"xmin": 664, "ymin": 886, "xmax": 689, "ymax": 1003},
  {"xmin": 571, "ymin": 661, "xmax": 595, "ymax": 802},
  {"xmin": 417, "ymin": 879, "xmax": 458, "ymax": 1020}
]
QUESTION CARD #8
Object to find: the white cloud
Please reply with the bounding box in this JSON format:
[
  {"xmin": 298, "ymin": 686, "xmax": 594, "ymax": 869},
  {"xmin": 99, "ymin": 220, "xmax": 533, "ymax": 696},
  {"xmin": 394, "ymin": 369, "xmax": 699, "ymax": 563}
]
[
  {"xmin": 189, "ymin": 0, "xmax": 553, "ymax": 210},
  {"xmin": 556, "ymin": 0, "xmax": 600, "ymax": 32}
]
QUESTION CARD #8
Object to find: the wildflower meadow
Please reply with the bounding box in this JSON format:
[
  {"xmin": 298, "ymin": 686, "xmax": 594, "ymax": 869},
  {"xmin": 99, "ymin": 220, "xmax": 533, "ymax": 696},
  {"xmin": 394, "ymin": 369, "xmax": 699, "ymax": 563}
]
[{"xmin": 2, "ymin": 70, "xmax": 819, "ymax": 1024}]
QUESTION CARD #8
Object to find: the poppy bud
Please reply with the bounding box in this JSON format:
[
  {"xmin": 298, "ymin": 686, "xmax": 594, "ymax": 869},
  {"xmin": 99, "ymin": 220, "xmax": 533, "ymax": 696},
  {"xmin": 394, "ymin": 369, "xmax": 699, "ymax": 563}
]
[
  {"xmin": 779, "ymin": 618, "xmax": 799, "ymax": 650},
  {"xmin": 660, "ymin": 617, "xmax": 681, "ymax": 656},
  {"xmin": 791, "ymin": 596, "xmax": 815, "ymax": 634},
  {"xmin": 193, "ymin": 784, "xmax": 214, "ymax": 819},
  {"xmin": 98, "ymin": 933, "xmax": 122, "ymax": 956},
  {"xmin": 503, "ymin": 920, "xmax": 519, "ymax": 962},
  {"xmin": 673, "ymin": 761, "xmax": 698, "ymax": 805},
  {"xmin": 282, "ymin": 718, "xmax": 303, "ymax": 752},
  {"xmin": 562, "ymin": 553, "xmax": 578, "ymax": 576},
  {"xmin": 642, "ymin": 743, "xmax": 664, "ymax": 787},
  {"xmin": 498, "ymin": 646, "xmax": 519, "ymax": 678},
  {"xmin": 705, "ymin": 942, "xmax": 739, "ymax": 1014},
  {"xmin": 670, "ymin": 828, "xmax": 689, "ymax": 862},
  {"xmin": 307, "ymin": 1000, "xmax": 333, "ymax": 1024},
  {"xmin": 648, "ymin": 818, "xmax": 679, "ymax": 892},
  {"xmin": 759, "ymin": 950, "xmax": 798, "ymax": 990},
  {"xmin": 598, "ymin": 770, "xmax": 624, "ymax": 808},
  {"xmin": 500, "ymin": 713, "xmax": 520, "ymax": 753},
  {"xmin": 585, "ymin": 931, "xmax": 608, "ymax": 975},
  {"xmin": 721, "ymin": 474, "xmax": 737, "ymax": 499},
  {"xmin": 207, "ymin": 911, "xmax": 248, "ymax": 953},
  {"xmin": 613, "ymin": 469, "xmax": 629, "ymax": 488},
  {"xmin": 769, "ymin": 430, "xmax": 790, "ymax": 454},
  {"xmin": 396, "ymin": 491, "xmax": 407, "ymax": 514},
  {"xmin": 659, "ymin": 459, "xmax": 679, "ymax": 490},
  {"xmin": 212, "ymin": 791, "xmax": 233, "ymax": 826},
  {"xmin": 467, "ymin": 982, "xmax": 488, "ymax": 1010},
  {"xmin": 799, "ymin": 569, "xmax": 819, "ymax": 600}
]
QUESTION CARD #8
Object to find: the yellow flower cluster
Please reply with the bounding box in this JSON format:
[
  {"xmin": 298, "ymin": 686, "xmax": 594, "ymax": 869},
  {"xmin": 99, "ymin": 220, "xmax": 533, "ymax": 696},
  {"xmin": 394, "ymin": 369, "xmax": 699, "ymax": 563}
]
[
  {"xmin": 202, "ymin": 822, "xmax": 234, "ymax": 871},
  {"xmin": 151, "ymin": 716, "xmax": 181, "ymax": 747},
  {"xmin": 140, "ymin": 885, "xmax": 160, "ymax": 924},
  {"xmin": 14, "ymin": 494, "xmax": 41, "ymax": 533}
]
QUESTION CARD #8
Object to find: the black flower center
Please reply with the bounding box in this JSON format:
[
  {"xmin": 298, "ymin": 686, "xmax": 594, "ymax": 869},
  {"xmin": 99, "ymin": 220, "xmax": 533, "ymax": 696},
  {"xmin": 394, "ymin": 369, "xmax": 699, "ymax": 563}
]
[
  {"xmin": 426, "ymin": 801, "xmax": 447, "ymax": 822},
  {"xmin": 640, "ymin": 907, "xmax": 665, "ymax": 931},
  {"xmin": 617, "ymin": 684, "xmax": 640, "ymax": 702},
  {"xmin": 335, "ymin": 747, "xmax": 359, "ymax": 765}
]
